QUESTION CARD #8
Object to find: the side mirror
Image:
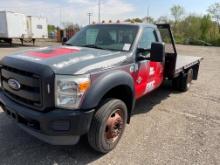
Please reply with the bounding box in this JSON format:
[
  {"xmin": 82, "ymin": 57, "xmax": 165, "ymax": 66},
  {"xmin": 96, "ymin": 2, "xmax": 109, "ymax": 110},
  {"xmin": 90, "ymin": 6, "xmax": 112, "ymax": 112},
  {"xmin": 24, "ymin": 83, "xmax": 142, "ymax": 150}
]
[
  {"xmin": 136, "ymin": 48, "xmax": 150, "ymax": 61},
  {"xmin": 150, "ymin": 42, "xmax": 165, "ymax": 62},
  {"xmin": 62, "ymin": 37, "xmax": 68, "ymax": 45}
]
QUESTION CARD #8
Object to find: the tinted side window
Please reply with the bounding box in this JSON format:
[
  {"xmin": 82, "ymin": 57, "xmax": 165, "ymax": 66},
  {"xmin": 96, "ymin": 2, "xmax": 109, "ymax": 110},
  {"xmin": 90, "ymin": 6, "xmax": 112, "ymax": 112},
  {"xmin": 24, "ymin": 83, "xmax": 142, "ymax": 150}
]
[{"xmin": 139, "ymin": 28, "xmax": 157, "ymax": 49}]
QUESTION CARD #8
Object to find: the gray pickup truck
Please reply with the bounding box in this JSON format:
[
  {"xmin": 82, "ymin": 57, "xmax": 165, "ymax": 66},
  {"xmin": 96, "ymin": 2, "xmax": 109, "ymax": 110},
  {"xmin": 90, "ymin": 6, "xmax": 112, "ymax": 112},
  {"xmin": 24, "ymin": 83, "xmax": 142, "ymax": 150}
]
[{"xmin": 0, "ymin": 23, "xmax": 202, "ymax": 153}]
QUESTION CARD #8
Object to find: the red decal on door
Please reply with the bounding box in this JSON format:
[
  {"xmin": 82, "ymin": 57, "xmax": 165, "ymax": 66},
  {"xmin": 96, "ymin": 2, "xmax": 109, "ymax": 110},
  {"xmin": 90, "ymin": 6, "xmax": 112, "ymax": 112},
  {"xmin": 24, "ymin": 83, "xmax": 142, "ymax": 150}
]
[
  {"xmin": 134, "ymin": 62, "xmax": 149, "ymax": 99},
  {"xmin": 27, "ymin": 48, "xmax": 80, "ymax": 59}
]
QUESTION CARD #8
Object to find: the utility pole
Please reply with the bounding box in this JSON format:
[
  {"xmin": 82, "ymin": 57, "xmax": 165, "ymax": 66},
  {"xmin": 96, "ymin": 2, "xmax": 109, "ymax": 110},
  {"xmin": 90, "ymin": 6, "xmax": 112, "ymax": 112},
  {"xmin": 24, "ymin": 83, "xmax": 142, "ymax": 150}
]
[
  {"xmin": 88, "ymin": 12, "xmax": 93, "ymax": 24},
  {"xmin": 59, "ymin": 7, "xmax": 62, "ymax": 28},
  {"xmin": 147, "ymin": 6, "xmax": 150, "ymax": 23},
  {"xmin": 147, "ymin": 6, "xmax": 150, "ymax": 18},
  {"xmin": 98, "ymin": 0, "xmax": 101, "ymax": 23}
]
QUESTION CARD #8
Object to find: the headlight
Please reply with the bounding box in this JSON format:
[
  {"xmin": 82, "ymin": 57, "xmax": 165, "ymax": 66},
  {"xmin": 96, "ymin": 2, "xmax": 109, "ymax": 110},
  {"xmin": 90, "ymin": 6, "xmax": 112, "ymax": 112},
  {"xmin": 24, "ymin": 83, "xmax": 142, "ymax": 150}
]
[{"xmin": 55, "ymin": 74, "xmax": 91, "ymax": 109}]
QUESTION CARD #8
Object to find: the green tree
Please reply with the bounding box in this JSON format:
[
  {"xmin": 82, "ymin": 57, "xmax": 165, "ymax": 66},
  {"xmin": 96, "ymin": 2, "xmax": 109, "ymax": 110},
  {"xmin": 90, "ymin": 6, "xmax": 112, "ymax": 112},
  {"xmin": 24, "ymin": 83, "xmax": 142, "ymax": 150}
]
[
  {"xmin": 142, "ymin": 16, "xmax": 154, "ymax": 23},
  {"xmin": 176, "ymin": 15, "xmax": 202, "ymax": 44},
  {"xmin": 124, "ymin": 18, "xmax": 143, "ymax": 23},
  {"xmin": 61, "ymin": 22, "xmax": 80, "ymax": 31},
  {"xmin": 133, "ymin": 18, "xmax": 143, "ymax": 23},
  {"xmin": 200, "ymin": 15, "xmax": 212, "ymax": 40},
  {"xmin": 124, "ymin": 18, "xmax": 132, "ymax": 22},
  {"xmin": 48, "ymin": 25, "xmax": 56, "ymax": 33},
  {"xmin": 207, "ymin": 3, "xmax": 220, "ymax": 26},
  {"xmin": 124, "ymin": 4, "xmax": 220, "ymax": 46},
  {"xmin": 170, "ymin": 5, "xmax": 185, "ymax": 23},
  {"xmin": 170, "ymin": 5, "xmax": 185, "ymax": 35},
  {"xmin": 157, "ymin": 16, "xmax": 170, "ymax": 24}
]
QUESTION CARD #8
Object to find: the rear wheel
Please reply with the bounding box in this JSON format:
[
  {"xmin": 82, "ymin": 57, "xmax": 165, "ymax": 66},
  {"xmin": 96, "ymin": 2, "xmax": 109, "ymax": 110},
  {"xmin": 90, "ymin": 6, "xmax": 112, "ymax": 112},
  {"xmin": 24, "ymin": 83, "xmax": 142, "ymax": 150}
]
[
  {"xmin": 88, "ymin": 99, "xmax": 127, "ymax": 153},
  {"xmin": 172, "ymin": 77, "xmax": 180, "ymax": 90},
  {"xmin": 172, "ymin": 68, "xmax": 193, "ymax": 92}
]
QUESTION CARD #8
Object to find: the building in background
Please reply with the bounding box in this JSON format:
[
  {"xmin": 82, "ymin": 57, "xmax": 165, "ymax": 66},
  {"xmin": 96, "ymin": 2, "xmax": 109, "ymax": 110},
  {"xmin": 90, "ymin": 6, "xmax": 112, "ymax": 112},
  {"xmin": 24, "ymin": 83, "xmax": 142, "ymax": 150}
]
[{"xmin": 57, "ymin": 24, "xmax": 80, "ymax": 43}]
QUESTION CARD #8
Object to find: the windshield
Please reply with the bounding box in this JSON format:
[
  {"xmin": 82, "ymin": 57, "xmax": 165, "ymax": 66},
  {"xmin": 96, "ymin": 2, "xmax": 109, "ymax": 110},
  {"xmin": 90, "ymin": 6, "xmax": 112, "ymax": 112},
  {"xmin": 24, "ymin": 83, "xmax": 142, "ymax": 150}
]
[{"xmin": 66, "ymin": 25, "xmax": 139, "ymax": 51}]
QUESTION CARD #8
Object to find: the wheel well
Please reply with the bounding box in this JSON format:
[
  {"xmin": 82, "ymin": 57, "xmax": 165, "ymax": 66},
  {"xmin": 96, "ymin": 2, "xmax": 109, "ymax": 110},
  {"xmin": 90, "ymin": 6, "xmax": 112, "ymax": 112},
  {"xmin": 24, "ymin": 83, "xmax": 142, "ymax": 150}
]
[{"xmin": 101, "ymin": 85, "xmax": 134, "ymax": 123}]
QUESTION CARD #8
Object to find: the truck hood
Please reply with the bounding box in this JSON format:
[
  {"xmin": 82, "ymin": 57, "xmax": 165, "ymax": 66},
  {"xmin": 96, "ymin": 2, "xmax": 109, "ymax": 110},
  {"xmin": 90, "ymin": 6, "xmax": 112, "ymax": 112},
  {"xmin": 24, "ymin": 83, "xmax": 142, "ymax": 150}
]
[{"xmin": 5, "ymin": 46, "xmax": 129, "ymax": 75}]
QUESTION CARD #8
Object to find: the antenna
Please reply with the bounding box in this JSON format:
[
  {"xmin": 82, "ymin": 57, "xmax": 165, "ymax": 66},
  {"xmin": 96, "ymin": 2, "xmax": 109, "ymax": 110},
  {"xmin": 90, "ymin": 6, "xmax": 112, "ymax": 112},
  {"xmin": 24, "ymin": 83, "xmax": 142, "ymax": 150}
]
[
  {"xmin": 98, "ymin": 0, "xmax": 101, "ymax": 23},
  {"xmin": 59, "ymin": 8, "xmax": 61, "ymax": 27}
]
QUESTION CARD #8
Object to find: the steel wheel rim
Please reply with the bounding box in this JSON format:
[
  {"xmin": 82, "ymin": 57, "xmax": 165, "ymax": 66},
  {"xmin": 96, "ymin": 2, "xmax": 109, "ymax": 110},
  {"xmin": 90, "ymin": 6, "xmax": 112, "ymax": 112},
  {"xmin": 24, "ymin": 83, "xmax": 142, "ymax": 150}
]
[
  {"xmin": 187, "ymin": 70, "xmax": 193, "ymax": 88},
  {"xmin": 105, "ymin": 109, "xmax": 124, "ymax": 143}
]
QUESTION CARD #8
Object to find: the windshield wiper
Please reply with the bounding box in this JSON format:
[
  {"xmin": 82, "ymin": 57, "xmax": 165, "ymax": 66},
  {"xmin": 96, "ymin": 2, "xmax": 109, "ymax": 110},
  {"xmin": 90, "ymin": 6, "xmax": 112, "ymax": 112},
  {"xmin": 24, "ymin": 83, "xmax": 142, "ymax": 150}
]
[{"xmin": 82, "ymin": 44, "xmax": 105, "ymax": 50}]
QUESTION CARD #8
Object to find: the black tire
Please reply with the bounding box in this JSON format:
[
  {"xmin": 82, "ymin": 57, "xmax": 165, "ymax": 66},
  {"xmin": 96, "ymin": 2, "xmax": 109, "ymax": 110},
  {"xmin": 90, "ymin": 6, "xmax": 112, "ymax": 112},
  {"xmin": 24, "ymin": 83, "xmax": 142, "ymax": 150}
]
[
  {"xmin": 172, "ymin": 76, "xmax": 180, "ymax": 90},
  {"xmin": 172, "ymin": 69, "xmax": 193, "ymax": 92},
  {"xmin": 180, "ymin": 69, "xmax": 193, "ymax": 92},
  {"xmin": 88, "ymin": 99, "xmax": 128, "ymax": 153}
]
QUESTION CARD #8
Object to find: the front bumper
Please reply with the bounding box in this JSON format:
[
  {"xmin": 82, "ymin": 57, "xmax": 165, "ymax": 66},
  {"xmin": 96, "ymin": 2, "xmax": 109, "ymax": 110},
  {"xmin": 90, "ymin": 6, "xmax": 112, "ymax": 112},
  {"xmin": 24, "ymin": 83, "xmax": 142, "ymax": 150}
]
[{"xmin": 0, "ymin": 91, "xmax": 95, "ymax": 145}]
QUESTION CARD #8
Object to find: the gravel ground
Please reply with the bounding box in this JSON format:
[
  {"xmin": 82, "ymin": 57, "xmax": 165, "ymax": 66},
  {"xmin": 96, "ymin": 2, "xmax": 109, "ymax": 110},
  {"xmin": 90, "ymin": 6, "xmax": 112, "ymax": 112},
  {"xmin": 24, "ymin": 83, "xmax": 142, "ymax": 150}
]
[{"xmin": 0, "ymin": 41, "xmax": 219, "ymax": 165}]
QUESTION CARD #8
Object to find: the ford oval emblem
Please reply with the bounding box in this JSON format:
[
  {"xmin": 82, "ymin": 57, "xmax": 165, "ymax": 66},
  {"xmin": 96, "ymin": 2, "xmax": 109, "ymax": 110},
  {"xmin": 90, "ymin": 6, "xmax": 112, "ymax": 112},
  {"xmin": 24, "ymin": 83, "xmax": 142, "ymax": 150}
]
[{"xmin": 8, "ymin": 79, "xmax": 21, "ymax": 90}]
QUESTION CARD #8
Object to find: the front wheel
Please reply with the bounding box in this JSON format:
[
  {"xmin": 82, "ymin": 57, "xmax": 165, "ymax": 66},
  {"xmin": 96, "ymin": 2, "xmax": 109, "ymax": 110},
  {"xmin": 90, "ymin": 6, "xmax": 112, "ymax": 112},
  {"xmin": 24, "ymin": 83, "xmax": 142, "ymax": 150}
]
[{"xmin": 88, "ymin": 99, "xmax": 127, "ymax": 153}]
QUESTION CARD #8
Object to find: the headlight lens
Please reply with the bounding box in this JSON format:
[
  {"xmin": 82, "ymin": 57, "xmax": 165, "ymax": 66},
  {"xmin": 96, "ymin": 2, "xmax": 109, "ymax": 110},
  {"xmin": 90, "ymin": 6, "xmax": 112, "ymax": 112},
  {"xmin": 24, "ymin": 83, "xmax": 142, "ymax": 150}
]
[{"xmin": 55, "ymin": 74, "xmax": 91, "ymax": 109}]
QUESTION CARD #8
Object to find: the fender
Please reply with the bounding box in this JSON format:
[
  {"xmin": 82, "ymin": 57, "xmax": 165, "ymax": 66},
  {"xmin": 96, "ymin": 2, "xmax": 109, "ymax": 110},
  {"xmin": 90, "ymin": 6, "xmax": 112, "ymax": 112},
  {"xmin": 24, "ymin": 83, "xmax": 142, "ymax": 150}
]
[{"xmin": 81, "ymin": 70, "xmax": 135, "ymax": 112}]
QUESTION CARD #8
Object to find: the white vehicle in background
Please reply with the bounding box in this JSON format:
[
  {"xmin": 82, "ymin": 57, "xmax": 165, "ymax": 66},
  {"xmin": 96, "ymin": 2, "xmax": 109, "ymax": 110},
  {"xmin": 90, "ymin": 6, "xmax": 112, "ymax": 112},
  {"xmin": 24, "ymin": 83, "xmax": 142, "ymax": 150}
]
[
  {"xmin": 0, "ymin": 11, "xmax": 27, "ymax": 45},
  {"xmin": 24, "ymin": 16, "xmax": 48, "ymax": 45},
  {"xmin": 0, "ymin": 11, "xmax": 48, "ymax": 45}
]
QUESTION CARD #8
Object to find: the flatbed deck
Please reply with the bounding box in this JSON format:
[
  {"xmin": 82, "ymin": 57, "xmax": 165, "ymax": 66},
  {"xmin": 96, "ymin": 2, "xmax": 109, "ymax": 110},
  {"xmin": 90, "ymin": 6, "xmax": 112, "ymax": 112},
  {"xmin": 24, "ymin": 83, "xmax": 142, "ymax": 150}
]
[{"xmin": 175, "ymin": 55, "xmax": 203, "ymax": 76}]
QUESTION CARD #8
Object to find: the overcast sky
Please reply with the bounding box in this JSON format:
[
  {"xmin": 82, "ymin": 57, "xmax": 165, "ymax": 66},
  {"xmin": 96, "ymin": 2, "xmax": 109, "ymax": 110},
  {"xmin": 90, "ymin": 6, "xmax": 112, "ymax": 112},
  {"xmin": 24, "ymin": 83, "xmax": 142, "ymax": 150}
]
[{"xmin": 0, "ymin": 0, "xmax": 218, "ymax": 26}]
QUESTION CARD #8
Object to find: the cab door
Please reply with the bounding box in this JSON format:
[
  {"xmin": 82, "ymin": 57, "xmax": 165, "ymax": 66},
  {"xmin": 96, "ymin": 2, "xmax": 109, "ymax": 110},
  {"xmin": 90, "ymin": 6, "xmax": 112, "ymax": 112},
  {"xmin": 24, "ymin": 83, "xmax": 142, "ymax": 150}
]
[{"xmin": 135, "ymin": 28, "xmax": 164, "ymax": 99}]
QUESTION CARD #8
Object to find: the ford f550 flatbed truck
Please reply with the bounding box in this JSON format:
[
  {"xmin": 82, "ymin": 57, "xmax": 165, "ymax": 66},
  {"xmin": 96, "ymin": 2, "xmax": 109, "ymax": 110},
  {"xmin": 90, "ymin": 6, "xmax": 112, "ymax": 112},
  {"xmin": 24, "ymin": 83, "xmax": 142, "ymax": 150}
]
[{"xmin": 0, "ymin": 23, "xmax": 202, "ymax": 153}]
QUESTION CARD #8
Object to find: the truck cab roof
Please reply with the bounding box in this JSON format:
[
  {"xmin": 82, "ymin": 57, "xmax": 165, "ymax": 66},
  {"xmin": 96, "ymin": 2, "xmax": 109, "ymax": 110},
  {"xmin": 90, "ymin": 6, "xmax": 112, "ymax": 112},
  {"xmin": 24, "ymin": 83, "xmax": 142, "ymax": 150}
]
[{"xmin": 89, "ymin": 23, "xmax": 157, "ymax": 29}]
